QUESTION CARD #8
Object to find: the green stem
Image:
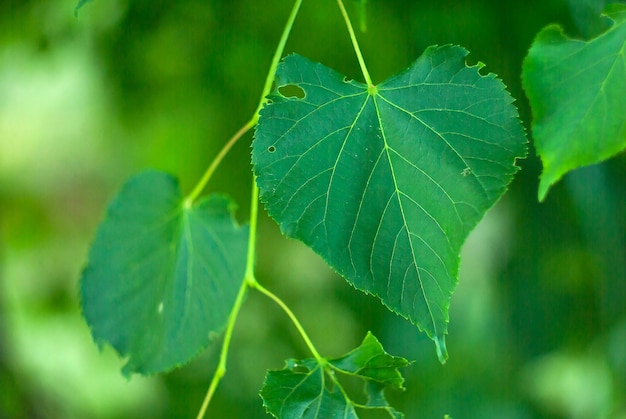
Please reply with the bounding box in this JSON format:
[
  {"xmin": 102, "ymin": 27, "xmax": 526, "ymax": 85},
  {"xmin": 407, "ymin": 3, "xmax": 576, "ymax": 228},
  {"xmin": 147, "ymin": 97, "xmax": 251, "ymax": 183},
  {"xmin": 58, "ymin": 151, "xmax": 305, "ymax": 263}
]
[
  {"xmin": 196, "ymin": 180, "xmax": 260, "ymax": 419},
  {"xmin": 245, "ymin": 182, "xmax": 259, "ymax": 280},
  {"xmin": 186, "ymin": 0, "xmax": 304, "ymax": 205},
  {"xmin": 336, "ymin": 0, "xmax": 373, "ymax": 86},
  {"xmin": 195, "ymin": 270, "xmax": 249, "ymax": 419},
  {"xmin": 185, "ymin": 119, "xmax": 255, "ymax": 205},
  {"xmin": 195, "ymin": 0, "xmax": 304, "ymax": 415},
  {"xmin": 250, "ymin": 280, "xmax": 323, "ymax": 361},
  {"xmin": 254, "ymin": 0, "xmax": 304, "ymax": 117}
]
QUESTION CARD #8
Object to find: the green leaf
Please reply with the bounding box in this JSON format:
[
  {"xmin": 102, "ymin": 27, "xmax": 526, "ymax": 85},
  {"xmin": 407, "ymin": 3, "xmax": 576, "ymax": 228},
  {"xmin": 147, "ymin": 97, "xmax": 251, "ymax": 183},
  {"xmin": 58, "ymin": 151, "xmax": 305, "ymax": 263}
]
[
  {"xmin": 80, "ymin": 170, "xmax": 248, "ymax": 375},
  {"xmin": 329, "ymin": 331, "xmax": 409, "ymax": 390},
  {"xmin": 260, "ymin": 332, "xmax": 408, "ymax": 418},
  {"xmin": 522, "ymin": 4, "xmax": 626, "ymax": 201},
  {"xmin": 565, "ymin": 0, "xmax": 613, "ymax": 38},
  {"xmin": 252, "ymin": 48, "xmax": 526, "ymax": 361},
  {"xmin": 363, "ymin": 382, "xmax": 403, "ymax": 419},
  {"xmin": 261, "ymin": 358, "xmax": 359, "ymax": 419}
]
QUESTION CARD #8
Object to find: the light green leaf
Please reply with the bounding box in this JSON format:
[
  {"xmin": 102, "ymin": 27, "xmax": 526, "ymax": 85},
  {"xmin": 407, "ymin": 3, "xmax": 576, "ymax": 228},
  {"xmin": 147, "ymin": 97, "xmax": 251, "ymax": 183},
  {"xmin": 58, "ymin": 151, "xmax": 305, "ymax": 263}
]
[
  {"xmin": 522, "ymin": 4, "xmax": 626, "ymax": 201},
  {"xmin": 329, "ymin": 331, "xmax": 409, "ymax": 389},
  {"xmin": 260, "ymin": 332, "xmax": 408, "ymax": 418},
  {"xmin": 252, "ymin": 48, "xmax": 526, "ymax": 361},
  {"xmin": 80, "ymin": 171, "xmax": 248, "ymax": 375}
]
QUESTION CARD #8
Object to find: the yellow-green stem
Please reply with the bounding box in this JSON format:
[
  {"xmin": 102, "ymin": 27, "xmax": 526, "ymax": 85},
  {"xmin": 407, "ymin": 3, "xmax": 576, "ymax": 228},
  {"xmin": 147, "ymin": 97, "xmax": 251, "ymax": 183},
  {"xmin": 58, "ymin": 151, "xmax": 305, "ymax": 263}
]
[
  {"xmin": 195, "ymin": 0, "xmax": 304, "ymax": 415},
  {"xmin": 186, "ymin": 0, "xmax": 304, "ymax": 205},
  {"xmin": 195, "ymin": 271, "xmax": 249, "ymax": 419},
  {"xmin": 336, "ymin": 0, "xmax": 373, "ymax": 86},
  {"xmin": 250, "ymin": 280, "xmax": 322, "ymax": 361},
  {"xmin": 186, "ymin": 119, "xmax": 255, "ymax": 205}
]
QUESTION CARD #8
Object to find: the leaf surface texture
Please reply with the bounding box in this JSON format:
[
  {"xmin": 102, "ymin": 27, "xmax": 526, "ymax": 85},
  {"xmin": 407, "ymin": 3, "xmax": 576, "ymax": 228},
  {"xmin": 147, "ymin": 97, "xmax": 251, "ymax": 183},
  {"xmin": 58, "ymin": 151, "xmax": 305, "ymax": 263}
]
[
  {"xmin": 523, "ymin": 5, "xmax": 626, "ymax": 200},
  {"xmin": 253, "ymin": 48, "xmax": 526, "ymax": 359},
  {"xmin": 81, "ymin": 171, "xmax": 248, "ymax": 374},
  {"xmin": 260, "ymin": 332, "xmax": 408, "ymax": 418}
]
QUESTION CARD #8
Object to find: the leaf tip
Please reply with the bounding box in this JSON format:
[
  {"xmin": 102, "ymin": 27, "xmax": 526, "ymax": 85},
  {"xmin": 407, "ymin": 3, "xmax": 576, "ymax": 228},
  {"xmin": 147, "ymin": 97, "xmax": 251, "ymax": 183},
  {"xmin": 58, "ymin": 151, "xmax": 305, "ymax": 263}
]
[
  {"xmin": 434, "ymin": 335, "xmax": 448, "ymax": 364},
  {"xmin": 538, "ymin": 180, "xmax": 551, "ymax": 202}
]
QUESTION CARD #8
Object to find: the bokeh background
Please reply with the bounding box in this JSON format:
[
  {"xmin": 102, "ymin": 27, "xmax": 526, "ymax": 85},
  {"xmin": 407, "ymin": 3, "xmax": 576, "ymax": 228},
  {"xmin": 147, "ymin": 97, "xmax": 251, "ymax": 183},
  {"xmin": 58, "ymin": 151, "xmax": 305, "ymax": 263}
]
[{"xmin": 1, "ymin": 0, "xmax": 625, "ymax": 417}]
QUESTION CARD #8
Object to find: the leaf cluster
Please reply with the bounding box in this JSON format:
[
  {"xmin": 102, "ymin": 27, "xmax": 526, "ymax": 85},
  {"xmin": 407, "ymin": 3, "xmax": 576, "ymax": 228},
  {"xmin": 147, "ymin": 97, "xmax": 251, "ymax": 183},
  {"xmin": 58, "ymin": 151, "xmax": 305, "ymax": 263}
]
[{"xmin": 75, "ymin": 0, "xmax": 626, "ymax": 417}]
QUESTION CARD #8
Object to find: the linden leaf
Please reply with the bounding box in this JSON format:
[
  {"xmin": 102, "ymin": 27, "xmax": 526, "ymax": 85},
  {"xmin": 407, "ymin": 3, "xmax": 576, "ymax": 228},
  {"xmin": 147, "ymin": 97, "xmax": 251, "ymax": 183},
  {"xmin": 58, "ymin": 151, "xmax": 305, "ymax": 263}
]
[
  {"xmin": 261, "ymin": 358, "xmax": 359, "ymax": 419},
  {"xmin": 260, "ymin": 332, "xmax": 408, "ymax": 418},
  {"xmin": 522, "ymin": 4, "xmax": 626, "ymax": 201},
  {"xmin": 80, "ymin": 171, "xmax": 248, "ymax": 375},
  {"xmin": 329, "ymin": 331, "xmax": 409, "ymax": 390},
  {"xmin": 252, "ymin": 48, "xmax": 526, "ymax": 361}
]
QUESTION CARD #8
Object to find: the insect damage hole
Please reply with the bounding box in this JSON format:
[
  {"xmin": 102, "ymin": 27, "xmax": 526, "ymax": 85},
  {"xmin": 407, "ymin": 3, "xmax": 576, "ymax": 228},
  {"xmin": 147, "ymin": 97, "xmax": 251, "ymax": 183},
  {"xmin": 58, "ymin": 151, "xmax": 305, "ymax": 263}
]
[
  {"xmin": 278, "ymin": 84, "xmax": 305, "ymax": 99},
  {"xmin": 267, "ymin": 145, "xmax": 276, "ymax": 153}
]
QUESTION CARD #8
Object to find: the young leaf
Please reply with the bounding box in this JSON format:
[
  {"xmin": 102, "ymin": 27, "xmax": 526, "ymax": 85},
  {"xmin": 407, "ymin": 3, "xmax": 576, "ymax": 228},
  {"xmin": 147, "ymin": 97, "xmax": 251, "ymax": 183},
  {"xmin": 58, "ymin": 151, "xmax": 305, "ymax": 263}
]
[
  {"xmin": 522, "ymin": 4, "xmax": 626, "ymax": 201},
  {"xmin": 252, "ymin": 48, "xmax": 526, "ymax": 362},
  {"xmin": 80, "ymin": 170, "xmax": 248, "ymax": 375},
  {"xmin": 261, "ymin": 332, "xmax": 408, "ymax": 418},
  {"xmin": 261, "ymin": 358, "xmax": 359, "ymax": 419},
  {"xmin": 329, "ymin": 331, "xmax": 409, "ymax": 389}
]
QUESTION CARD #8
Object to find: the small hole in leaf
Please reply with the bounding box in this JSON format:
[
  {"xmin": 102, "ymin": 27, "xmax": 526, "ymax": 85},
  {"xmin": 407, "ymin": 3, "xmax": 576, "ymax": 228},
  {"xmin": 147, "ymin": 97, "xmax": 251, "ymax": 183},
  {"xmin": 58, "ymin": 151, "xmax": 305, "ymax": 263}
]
[
  {"xmin": 291, "ymin": 364, "xmax": 309, "ymax": 374},
  {"xmin": 268, "ymin": 145, "xmax": 276, "ymax": 153},
  {"xmin": 278, "ymin": 84, "xmax": 305, "ymax": 99}
]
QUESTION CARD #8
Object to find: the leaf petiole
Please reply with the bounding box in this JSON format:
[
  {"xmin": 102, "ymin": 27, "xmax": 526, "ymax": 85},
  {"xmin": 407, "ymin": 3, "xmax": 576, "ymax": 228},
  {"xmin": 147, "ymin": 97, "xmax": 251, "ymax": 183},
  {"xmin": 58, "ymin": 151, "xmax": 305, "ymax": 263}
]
[
  {"xmin": 336, "ymin": 0, "xmax": 373, "ymax": 86},
  {"xmin": 186, "ymin": 0, "xmax": 304, "ymax": 205},
  {"xmin": 250, "ymin": 279, "xmax": 323, "ymax": 361},
  {"xmin": 185, "ymin": 118, "xmax": 255, "ymax": 205}
]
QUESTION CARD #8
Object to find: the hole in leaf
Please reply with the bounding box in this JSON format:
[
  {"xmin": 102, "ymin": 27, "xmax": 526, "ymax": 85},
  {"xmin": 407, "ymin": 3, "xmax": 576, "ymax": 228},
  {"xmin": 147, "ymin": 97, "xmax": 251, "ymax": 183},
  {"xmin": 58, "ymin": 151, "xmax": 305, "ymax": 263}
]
[
  {"xmin": 268, "ymin": 145, "xmax": 276, "ymax": 153},
  {"xmin": 278, "ymin": 84, "xmax": 305, "ymax": 99},
  {"xmin": 291, "ymin": 363, "xmax": 309, "ymax": 374}
]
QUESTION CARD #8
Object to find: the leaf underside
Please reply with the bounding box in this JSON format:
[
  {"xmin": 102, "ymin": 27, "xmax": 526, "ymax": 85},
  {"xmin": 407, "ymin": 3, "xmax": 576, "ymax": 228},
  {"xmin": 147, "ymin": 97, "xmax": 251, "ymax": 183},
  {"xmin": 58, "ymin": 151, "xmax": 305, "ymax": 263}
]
[
  {"xmin": 260, "ymin": 332, "xmax": 408, "ymax": 418},
  {"xmin": 80, "ymin": 170, "xmax": 248, "ymax": 375},
  {"xmin": 522, "ymin": 4, "xmax": 626, "ymax": 201},
  {"xmin": 253, "ymin": 47, "xmax": 527, "ymax": 361}
]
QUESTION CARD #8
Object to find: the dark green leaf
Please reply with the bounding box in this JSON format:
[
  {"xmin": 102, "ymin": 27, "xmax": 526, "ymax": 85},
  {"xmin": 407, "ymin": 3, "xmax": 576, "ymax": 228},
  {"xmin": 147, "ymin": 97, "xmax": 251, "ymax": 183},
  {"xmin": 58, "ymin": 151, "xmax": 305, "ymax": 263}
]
[
  {"xmin": 80, "ymin": 171, "xmax": 248, "ymax": 375},
  {"xmin": 253, "ymin": 48, "xmax": 526, "ymax": 361},
  {"xmin": 261, "ymin": 332, "xmax": 408, "ymax": 418},
  {"xmin": 522, "ymin": 5, "xmax": 626, "ymax": 201},
  {"xmin": 261, "ymin": 358, "xmax": 359, "ymax": 419},
  {"xmin": 329, "ymin": 331, "xmax": 409, "ymax": 389},
  {"xmin": 565, "ymin": 0, "xmax": 613, "ymax": 37}
]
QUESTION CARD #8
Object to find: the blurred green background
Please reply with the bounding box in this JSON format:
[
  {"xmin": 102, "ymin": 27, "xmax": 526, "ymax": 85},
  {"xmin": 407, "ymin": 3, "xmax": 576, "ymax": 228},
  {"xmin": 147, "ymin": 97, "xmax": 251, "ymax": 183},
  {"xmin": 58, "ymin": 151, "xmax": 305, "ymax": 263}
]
[{"xmin": 1, "ymin": 0, "xmax": 625, "ymax": 417}]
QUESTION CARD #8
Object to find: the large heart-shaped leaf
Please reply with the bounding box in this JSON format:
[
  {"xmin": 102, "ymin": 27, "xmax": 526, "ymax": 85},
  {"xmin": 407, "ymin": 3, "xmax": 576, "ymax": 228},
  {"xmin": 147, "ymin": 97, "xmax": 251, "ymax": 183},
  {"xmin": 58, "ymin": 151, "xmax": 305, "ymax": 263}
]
[
  {"xmin": 81, "ymin": 170, "xmax": 248, "ymax": 375},
  {"xmin": 522, "ymin": 4, "xmax": 626, "ymax": 201},
  {"xmin": 252, "ymin": 48, "xmax": 526, "ymax": 361}
]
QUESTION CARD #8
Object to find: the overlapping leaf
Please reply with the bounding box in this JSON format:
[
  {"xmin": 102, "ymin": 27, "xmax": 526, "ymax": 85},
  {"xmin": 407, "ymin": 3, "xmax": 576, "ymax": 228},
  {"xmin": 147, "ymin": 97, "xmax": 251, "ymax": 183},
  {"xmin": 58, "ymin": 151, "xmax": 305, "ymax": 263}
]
[
  {"xmin": 523, "ymin": 4, "xmax": 626, "ymax": 201},
  {"xmin": 80, "ymin": 170, "xmax": 248, "ymax": 375},
  {"xmin": 260, "ymin": 332, "xmax": 408, "ymax": 418},
  {"xmin": 253, "ymin": 48, "xmax": 527, "ymax": 361}
]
